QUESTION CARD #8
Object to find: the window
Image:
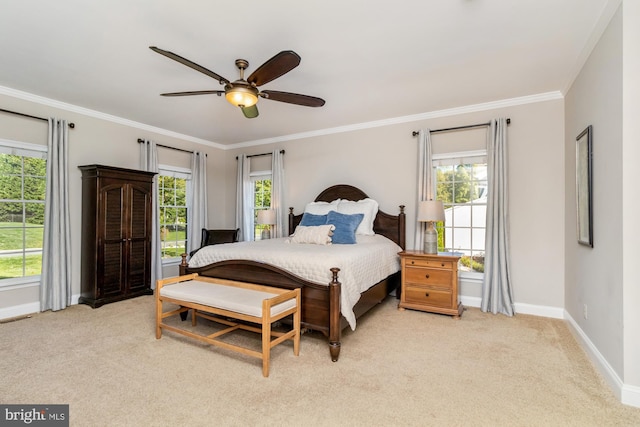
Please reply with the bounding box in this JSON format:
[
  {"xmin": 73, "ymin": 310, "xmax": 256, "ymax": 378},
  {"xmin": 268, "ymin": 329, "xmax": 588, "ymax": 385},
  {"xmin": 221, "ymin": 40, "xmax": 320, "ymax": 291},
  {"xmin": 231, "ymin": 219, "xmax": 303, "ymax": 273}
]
[
  {"xmin": 434, "ymin": 151, "xmax": 487, "ymax": 275},
  {"xmin": 251, "ymin": 172, "xmax": 271, "ymax": 240},
  {"xmin": 158, "ymin": 166, "xmax": 190, "ymax": 260},
  {"xmin": 0, "ymin": 140, "xmax": 47, "ymax": 283}
]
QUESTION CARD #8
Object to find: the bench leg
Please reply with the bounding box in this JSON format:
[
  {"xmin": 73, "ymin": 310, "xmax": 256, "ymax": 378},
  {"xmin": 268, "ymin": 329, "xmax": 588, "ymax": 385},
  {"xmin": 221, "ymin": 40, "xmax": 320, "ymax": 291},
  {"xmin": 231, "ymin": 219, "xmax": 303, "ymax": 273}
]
[
  {"xmin": 155, "ymin": 293, "xmax": 162, "ymax": 339},
  {"xmin": 262, "ymin": 321, "xmax": 271, "ymax": 377},
  {"xmin": 293, "ymin": 304, "xmax": 301, "ymax": 357}
]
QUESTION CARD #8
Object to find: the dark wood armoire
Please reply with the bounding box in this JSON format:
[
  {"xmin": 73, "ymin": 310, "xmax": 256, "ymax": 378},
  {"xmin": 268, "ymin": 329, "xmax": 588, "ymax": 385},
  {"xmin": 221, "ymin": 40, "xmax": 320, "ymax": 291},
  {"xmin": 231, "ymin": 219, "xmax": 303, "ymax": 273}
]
[{"xmin": 78, "ymin": 165, "xmax": 156, "ymax": 308}]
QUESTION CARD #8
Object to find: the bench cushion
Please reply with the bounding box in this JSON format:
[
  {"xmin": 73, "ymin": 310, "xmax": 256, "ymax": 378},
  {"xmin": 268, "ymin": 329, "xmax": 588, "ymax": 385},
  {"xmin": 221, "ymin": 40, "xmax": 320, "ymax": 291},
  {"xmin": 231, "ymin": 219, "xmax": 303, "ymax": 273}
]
[{"xmin": 160, "ymin": 280, "xmax": 296, "ymax": 317}]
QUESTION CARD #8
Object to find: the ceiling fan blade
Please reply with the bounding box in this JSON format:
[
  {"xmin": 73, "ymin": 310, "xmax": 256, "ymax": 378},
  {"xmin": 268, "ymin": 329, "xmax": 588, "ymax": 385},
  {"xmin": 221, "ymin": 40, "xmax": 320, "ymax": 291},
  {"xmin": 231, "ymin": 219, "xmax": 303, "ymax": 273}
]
[
  {"xmin": 150, "ymin": 46, "xmax": 230, "ymax": 85},
  {"xmin": 261, "ymin": 90, "xmax": 325, "ymax": 107},
  {"xmin": 241, "ymin": 105, "xmax": 259, "ymax": 118},
  {"xmin": 160, "ymin": 90, "xmax": 224, "ymax": 97},
  {"xmin": 247, "ymin": 51, "xmax": 301, "ymax": 87}
]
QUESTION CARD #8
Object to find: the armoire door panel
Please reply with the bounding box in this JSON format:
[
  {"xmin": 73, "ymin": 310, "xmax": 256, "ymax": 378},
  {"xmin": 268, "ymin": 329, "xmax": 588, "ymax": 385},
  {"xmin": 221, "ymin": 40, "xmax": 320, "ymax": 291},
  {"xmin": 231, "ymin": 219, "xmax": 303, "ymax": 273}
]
[
  {"xmin": 103, "ymin": 186, "xmax": 124, "ymax": 241},
  {"xmin": 127, "ymin": 239, "xmax": 148, "ymax": 292},
  {"xmin": 100, "ymin": 241, "xmax": 125, "ymax": 298},
  {"xmin": 129, "ymin": 186, "xmax": 150, "ymax": 240}
]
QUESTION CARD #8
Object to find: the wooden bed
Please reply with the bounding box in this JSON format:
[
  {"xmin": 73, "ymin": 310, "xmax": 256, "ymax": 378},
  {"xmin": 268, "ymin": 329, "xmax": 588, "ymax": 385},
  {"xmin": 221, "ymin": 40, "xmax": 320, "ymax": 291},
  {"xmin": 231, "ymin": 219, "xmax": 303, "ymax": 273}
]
[{"xmin": 179, "ymin": 184, "xmax": 406, "ymax": 361}]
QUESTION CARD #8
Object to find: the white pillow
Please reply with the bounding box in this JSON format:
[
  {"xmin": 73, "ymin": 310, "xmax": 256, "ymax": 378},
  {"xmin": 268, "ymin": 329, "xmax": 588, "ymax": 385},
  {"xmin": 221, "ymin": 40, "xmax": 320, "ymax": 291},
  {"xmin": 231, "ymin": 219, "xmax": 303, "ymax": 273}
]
[
  {"xmin": 304, "ymin": 199, "xmax": 340, "ymax": 215},
  {"xmin": 336, "ymin": 198, "xmax": 378, "ymax": 235},
  {"xmin": 289, "ymin": 224, "xmax": 335, "ymax": 245}
]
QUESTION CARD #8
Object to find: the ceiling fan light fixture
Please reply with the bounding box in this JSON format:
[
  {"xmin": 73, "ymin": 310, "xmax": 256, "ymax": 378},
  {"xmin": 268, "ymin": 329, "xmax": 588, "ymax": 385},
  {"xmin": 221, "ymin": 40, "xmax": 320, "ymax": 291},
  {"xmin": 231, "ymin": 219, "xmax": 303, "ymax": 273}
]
[
  {"xmin": 151, "ymin": 47, "xmax": 325, "ymax": 117},
  {"xmin": 225, "ymin": 85, "xmax": 258, "ymax": 108}
]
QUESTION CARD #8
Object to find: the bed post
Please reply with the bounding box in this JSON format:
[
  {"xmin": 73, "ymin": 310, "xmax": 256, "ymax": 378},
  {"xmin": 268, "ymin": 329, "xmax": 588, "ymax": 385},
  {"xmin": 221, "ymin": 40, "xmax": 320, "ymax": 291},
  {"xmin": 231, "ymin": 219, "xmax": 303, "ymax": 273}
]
[
  {"xmin": 329, "ymin": 267, "xmax": 341, "ymax": 362},
  {"xmin": 179, "ymin": 253, "xmax": 188, "ymax": 275},
  {"xmin": 398, "ymin": 205, "xmax": 406, "ymax": 250},
  {"xmin": 288, "ymin": 207, "xmax": 295, "ymax": 235}
]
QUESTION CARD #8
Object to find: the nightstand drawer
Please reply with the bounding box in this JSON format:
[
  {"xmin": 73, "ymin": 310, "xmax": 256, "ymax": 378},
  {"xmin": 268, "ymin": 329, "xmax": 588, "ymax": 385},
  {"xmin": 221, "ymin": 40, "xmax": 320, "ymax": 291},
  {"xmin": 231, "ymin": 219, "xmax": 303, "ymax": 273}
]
[
  {"xmin": 404, "ymin": 286, "xmax": 452, "ymax": 308},
  {"xmin": 404, "ymin": 258, "xmax": 454, "ymax": 270},
  {"xmin": 404, "ymin": 266, "xmax": 452, "ymax": 288}
]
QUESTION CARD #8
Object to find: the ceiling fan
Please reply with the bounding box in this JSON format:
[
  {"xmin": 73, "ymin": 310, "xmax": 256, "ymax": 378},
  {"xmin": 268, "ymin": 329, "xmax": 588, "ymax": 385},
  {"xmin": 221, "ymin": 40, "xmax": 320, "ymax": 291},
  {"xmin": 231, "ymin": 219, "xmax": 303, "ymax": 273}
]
[{"xmin": 150, "ymin": 46, "xmax": 325, "ymax": 118}]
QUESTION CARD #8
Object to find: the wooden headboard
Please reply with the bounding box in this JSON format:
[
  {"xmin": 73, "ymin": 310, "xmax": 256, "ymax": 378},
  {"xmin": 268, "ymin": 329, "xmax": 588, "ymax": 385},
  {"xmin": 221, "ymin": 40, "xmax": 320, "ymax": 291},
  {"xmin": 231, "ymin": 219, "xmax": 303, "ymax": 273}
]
[{"xmin": 288, "ymin": 184, "xmax": 406, "ymax": 249}]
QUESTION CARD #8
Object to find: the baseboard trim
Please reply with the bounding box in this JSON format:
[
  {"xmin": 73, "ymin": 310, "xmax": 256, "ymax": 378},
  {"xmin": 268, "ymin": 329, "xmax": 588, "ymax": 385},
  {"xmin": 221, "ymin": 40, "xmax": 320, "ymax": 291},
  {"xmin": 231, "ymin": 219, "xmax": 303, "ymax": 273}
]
[
  {"xmin": 0, "ymin": 301, "xmax": 41, "ymax": 321},
  {"xmin": 0, "ymin": 294, "xmax": 81, "ymax": 321},
  {"xmin": 622, "ymin": 384, "xmax": 640, "ymax": 408},
  {"xmin": 459, "ymin": 295, "xmax": 565, "ymax": 319},
  {"xmin": 565, "ymin": 310, "xmax": 640, "ymax": 408}
]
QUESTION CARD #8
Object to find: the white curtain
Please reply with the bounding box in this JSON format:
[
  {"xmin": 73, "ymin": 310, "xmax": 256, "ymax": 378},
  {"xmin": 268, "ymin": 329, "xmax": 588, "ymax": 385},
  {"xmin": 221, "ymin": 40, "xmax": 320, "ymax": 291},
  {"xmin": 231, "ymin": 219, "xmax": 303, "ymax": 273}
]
[
  {"xmin": 140, "ymin": 140, "xmax": 162, "ymax": 290},
  {"xmin": 481, "ymin": 118, "xmax": 515, "ymax": 316},
  {"xmin": 40, "ymin": 118, "xmax": 71, "ymax": 311},
  {"xmin": 271, "ymin": 150, "xmax": 286, "ymax": 238},
  {"xmin": 187, "ymin": 151, "xmax": 207, "ymax": 253},
  {"xmin": 235, "ymin": 154, "xmax": 253, "ymax": 241},
  {"xmin": 414, "ymin": 129, "xmax": 433, "ymax": 250}
]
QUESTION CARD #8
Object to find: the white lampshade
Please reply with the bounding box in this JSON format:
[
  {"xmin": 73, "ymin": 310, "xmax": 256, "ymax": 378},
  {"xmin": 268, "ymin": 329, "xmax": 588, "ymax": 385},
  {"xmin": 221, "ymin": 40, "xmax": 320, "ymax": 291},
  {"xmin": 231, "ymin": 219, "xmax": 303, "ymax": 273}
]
[
  {"xmin": 417, "ymin": 200, "xmax": 445, "ymax": 222},
  {"xmin": 257, "ymin": 209, "xmax": 276, "ymax": 225}
]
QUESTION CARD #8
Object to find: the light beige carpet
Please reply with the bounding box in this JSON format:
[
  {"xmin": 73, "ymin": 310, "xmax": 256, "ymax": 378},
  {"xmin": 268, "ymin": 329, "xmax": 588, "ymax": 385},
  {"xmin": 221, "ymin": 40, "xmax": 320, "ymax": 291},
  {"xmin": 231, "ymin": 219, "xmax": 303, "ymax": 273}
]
[{"xmin": 1, "ymin": 295, "xmax": 640, "ymax": 427}]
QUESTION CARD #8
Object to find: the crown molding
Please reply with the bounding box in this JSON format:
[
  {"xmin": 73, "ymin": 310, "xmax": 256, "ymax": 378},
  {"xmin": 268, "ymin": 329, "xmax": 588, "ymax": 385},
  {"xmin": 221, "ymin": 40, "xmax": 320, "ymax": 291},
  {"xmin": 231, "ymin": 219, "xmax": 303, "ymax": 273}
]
[
  {"xmin": 231, "ymin": 91, "xmax": 563, "ymax": 149},
  {"xmin": 1, "ymin": 84, "xmax": 562, "ymax": 151},
  {"xmin": 0, "ymin": 85, "xmax": 226, "ymax": 150}
]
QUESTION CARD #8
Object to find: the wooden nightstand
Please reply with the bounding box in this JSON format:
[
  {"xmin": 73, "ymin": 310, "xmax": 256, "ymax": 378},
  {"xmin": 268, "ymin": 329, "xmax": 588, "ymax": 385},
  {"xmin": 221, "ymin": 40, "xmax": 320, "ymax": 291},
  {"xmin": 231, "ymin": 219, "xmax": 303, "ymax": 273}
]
[{"xmin": 398, "ymin": 250, "xmax": 463, "ymax": 318}]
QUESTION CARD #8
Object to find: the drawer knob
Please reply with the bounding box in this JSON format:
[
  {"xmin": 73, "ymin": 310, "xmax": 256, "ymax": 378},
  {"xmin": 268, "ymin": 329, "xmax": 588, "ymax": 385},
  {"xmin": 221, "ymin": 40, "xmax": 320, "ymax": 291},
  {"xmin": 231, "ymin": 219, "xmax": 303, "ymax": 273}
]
[
  {"xmin": 425, "ymin": 274, "xmax": 430, "ymax": 279},
  {"xmin": 425, "ymin": 292, "xmax": 430, "ymax": 297},
  {"xmin": 441, "ymin": 263, "xmax": 445, "ymax": 267}
]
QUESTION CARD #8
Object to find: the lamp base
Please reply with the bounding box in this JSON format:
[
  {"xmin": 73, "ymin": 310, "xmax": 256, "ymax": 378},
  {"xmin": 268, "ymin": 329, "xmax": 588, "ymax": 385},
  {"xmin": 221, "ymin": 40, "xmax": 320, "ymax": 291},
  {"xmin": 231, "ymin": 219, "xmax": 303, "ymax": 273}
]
[
  {"xmin": 424, "ymin": 224, "xmax": 438, "ymax": 254},
  {"xmin": 261, "ymin": 228, "xmax": 271, "ymax": 240}
]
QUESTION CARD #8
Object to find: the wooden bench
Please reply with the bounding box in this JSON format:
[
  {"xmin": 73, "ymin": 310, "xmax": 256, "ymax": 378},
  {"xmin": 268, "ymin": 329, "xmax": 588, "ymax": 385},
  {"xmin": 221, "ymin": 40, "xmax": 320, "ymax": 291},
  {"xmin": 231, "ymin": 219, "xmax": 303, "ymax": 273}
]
[{"xmin": 156, "ymin": 273, "xmax": 301, "ymax": 377}]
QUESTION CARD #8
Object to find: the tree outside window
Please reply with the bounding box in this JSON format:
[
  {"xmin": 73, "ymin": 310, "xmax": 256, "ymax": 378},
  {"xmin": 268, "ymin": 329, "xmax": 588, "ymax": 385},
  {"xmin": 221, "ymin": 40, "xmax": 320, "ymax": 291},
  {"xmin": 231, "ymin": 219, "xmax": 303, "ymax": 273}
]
[{"xmin": 0, "ymin": 152, "xmax": 46, "ymax": 280}]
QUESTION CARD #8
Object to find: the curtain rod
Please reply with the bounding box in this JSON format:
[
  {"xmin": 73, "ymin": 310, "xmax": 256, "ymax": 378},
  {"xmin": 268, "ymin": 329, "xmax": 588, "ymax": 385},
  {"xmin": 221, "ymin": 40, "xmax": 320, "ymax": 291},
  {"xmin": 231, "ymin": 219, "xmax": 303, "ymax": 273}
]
[
  {"xmin": 236, "ymin": 149, "xmax": 285, "ymax": 160},
  {"xmin": 412, "ymin": 118, "xmax": 510, "ymax": 137},
  {"xmin": 137, "ymin": 139, "xmax": 205, "ymax": 156},
  {"xmin": 0, "ymin": 107, "xmax": 76, "ymax": 128}
]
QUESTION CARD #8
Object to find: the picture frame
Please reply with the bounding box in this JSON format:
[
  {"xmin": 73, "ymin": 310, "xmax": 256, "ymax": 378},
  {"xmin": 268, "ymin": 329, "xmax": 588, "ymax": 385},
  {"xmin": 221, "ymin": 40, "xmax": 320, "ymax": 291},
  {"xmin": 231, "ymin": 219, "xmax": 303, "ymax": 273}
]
[{"xmin": 576, "ymin": 125, "xmax": 593, "ymax": 247}]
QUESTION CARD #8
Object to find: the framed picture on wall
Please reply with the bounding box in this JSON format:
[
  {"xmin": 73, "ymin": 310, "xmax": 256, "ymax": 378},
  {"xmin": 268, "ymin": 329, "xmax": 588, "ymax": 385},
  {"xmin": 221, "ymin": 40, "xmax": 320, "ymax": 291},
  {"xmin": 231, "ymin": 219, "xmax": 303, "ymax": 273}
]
[{"xmin": 576, "ymin": 125, "xmax": 593, "ymax": 247}]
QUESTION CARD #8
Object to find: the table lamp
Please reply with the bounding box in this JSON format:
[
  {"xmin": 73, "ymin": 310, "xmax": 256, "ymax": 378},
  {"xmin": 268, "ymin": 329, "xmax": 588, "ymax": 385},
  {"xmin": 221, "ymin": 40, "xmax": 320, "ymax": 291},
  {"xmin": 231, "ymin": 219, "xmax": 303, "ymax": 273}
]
[
  {"xmin": 417, "ymin": 200, "xmax": 445, "ymax": 254},
  {"xmin": 257, "ymin": 209, "xmax": 276, "ymax": 239}
]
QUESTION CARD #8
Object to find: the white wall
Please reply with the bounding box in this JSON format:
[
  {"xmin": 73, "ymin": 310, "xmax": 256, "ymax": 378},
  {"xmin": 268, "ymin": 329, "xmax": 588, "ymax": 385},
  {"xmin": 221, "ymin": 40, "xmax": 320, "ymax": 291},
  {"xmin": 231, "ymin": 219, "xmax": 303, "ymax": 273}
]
[
  {"xmin": 622, "ymin": 0, "xmax": 640, "ymax": 398},
  {"xmin": 565, "ymin": 5, "xmax": 623, "ymax": 376},
  {"xmin": 223, "ymin": 98, "xmax": 566, "ymax": 312},
  {"xmin": 564, "ymin": 2, "xmax": 640, "ymax": 405}
]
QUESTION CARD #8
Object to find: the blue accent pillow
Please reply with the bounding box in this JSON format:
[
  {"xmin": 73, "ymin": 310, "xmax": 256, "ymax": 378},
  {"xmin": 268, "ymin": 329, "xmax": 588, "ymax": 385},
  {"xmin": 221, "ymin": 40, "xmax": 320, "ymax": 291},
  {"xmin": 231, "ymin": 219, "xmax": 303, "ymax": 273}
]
[
  {"xmin": 300, "ymin": 212, "xmax": 328, "ymax": 226},
  {"xmin": 326, "ymin": 211, "xmax": 364, "ymax": 244}
]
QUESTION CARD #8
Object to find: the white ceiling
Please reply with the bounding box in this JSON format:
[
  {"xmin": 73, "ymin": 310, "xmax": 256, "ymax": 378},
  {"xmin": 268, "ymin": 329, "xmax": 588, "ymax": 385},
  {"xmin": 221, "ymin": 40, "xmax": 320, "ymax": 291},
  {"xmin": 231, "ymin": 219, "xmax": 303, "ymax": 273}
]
[{"xmin": 0, "ymin": 0, "xmax": 616, "ymax": 147}]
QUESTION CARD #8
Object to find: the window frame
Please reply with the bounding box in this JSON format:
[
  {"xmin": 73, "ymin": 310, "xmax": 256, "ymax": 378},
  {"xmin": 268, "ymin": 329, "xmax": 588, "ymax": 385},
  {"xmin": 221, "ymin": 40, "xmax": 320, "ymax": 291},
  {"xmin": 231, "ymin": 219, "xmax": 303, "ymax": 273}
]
[
  {"xmin": 0, "ymin": 139, "xmax": 48, "ymax": 289},
  {"xmin": 157, "ymin": 164, "xmax": 191, "ymax": 264},
  {"xmin": 432, "ymin": 149, "xmax": 487, "ymax": 281}
]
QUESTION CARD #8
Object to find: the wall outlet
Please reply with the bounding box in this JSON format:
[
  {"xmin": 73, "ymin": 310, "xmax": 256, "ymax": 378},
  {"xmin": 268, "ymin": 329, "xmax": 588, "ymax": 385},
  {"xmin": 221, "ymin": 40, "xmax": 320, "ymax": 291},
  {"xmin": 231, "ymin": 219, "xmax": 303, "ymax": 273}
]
[{"xmin": 583, "ymin": 304, "xmax": 588, "ymax": 320}]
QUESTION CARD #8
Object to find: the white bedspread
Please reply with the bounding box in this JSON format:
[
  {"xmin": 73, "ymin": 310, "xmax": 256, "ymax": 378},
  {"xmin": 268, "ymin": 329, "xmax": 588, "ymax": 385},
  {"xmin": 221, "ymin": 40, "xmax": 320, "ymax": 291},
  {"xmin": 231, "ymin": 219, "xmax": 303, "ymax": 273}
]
[{"xmin": 188, "ymin": 234, "xmax": 401, "ymax": 329}]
